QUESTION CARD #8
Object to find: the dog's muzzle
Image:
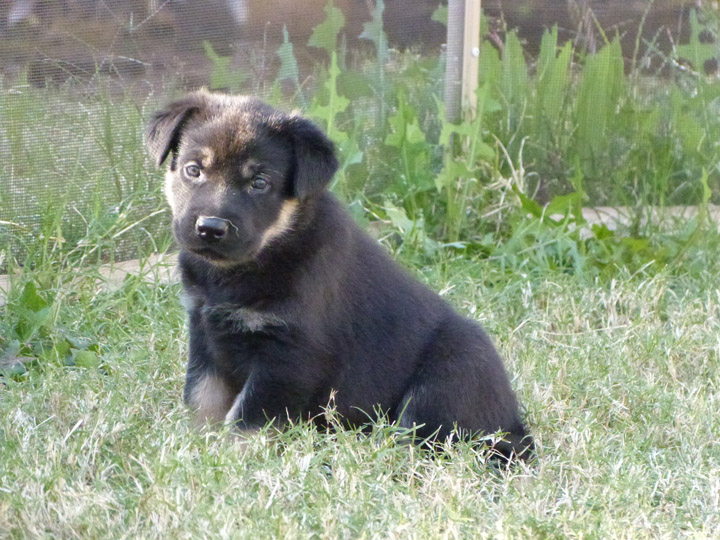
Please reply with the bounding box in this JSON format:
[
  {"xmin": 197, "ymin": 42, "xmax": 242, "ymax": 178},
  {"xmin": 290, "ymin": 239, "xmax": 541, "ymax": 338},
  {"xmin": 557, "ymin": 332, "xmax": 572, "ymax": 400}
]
[{"xmin": 195, "ymin": 216, "xmax": 231, "ymax": 242}]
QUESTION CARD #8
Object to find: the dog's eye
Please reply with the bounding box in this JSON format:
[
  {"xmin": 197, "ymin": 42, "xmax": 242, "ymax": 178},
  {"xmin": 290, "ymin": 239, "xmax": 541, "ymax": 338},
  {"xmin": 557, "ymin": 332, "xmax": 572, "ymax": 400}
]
[
  {"xmin": 184, "ymin": 163, "xmax": 201, "ymax": 178},
  {"xmin": 250, "ymin": 176, "xmax": 269, "ymax": 192}
]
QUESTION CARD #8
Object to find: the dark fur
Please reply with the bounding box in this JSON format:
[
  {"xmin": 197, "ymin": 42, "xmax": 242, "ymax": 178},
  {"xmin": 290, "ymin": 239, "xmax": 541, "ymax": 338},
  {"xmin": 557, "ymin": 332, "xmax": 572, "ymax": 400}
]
[{"xmin": 146, "ymin": 90, "xmax": 533, "ymax": 460}]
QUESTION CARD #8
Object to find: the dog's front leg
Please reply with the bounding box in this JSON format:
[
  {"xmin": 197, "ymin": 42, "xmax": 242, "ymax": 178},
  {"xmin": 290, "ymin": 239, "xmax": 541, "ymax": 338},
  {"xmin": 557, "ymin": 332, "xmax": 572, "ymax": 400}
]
[
  {"xmin": 224, "ymin": 368, "xmax": 314, "ymax": 431},
  {"xmin": 184, "ymin": 307, "xmax": 236, "ymax": 426}
]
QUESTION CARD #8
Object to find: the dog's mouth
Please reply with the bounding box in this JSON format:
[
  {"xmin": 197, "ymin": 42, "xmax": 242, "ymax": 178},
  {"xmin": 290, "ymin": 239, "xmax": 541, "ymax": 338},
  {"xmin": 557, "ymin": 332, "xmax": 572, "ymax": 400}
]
[
  {"xmin": 191, "ymin": 247, "xmax": 223, "ymax": 258},
  {"xmin": 188, "ymin": 246, "xmax": 232, "ymax": 263},
  {"xmin": 187, "ymin": 245, "xmax": 257, "ymax": 268}
]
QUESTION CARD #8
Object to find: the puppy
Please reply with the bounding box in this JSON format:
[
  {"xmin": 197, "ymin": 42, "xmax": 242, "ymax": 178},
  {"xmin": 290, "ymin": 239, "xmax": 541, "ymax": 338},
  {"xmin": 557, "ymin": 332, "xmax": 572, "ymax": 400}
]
[{"xmin": 146, "ymin": 90, "xmax": 533, "ymax": 459}]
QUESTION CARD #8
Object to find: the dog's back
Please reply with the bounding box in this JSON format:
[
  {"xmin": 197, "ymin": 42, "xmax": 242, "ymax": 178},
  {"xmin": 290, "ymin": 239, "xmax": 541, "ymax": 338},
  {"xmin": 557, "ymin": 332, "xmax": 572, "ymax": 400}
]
[{"xmin": 290, "ymin": 194, "xmax": 531, "ymax": 455}]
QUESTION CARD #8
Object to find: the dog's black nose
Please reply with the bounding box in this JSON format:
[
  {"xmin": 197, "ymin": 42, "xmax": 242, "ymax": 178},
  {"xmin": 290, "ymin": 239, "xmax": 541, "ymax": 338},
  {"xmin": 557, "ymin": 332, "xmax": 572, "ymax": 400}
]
[{"xmin": 196, "ymin": 216, "xmax": 230, "ymax": 241}]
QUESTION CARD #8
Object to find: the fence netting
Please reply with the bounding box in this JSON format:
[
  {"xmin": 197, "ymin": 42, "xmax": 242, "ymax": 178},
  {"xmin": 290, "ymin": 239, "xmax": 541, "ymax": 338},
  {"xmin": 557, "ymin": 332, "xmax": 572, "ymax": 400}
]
[{"xmin": 0, "ymin": 1, "xmax": 716, "ymax": 268}]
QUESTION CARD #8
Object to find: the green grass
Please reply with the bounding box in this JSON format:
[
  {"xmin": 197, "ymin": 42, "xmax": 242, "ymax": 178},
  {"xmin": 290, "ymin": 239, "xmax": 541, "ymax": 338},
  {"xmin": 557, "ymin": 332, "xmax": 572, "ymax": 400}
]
[{"xmin": 1, "ymin": 248, "xmax": 719, "ymax": 538}]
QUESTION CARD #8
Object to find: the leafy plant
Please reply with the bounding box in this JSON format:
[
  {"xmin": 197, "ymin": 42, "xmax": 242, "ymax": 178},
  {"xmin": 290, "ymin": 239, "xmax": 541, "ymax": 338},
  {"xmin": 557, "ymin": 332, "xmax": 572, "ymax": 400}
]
[
  {"xmin": 0, "ymin": 281, "xmax": 101, "ymax": 379},
  {"xmin": 575, "ymin": 37, "xmax": 625, "ymax": 168},
  {"xmin": 435, "ymin": 83, "xmax": 499, "ymax": 241},
  {"xmin": 533, "ymin": 26, "xmax": 573, "ymax": 151},
  {"xmin": 275, "ymin": 25, "xmax": 304, "ymax": 105},
  {"xmin": 359, "ymin": 0, "xmax": 390, "ymax": 126},
  {"xmin": 307, "ymin": 0, "xmax": 346, "ymax": 57},
  {"xmin": 384, "ymin": 90, "xmax": 433, "ymax": 216},
  {"xmin": 203, "ymin": 41, "xmax": 247, "ymax": 92}
]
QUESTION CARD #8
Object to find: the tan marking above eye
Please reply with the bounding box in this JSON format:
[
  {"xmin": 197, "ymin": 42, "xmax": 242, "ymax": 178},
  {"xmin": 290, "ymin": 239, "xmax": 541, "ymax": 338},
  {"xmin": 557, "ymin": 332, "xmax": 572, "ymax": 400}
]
[
  {"xmin": 199, "ymin": 147, "xmax": 215, "ymax": 168},
  {"xmin": 241, "ymin": 159, "xmax": 259, "ymax": 179}
]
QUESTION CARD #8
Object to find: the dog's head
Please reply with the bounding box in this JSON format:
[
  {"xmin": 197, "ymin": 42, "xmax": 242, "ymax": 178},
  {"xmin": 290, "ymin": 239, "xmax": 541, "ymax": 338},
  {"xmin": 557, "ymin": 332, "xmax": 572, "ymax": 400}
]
[{"xmin": 145, "ymin": 91, "xmax": 338, "ymax": 266}]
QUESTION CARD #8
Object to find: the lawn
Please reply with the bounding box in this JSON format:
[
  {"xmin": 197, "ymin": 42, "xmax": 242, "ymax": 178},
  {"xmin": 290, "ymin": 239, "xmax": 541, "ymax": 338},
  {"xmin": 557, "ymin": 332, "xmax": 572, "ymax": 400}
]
[{"xmin": 1, "ymin": 247, "xmax": 718, "ymax": 538}]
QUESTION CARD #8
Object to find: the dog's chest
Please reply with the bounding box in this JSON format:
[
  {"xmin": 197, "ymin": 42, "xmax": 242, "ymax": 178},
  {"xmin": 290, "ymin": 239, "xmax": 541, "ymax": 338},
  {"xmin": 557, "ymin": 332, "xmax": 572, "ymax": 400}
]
[
  {"xmin": 195, "ymin": 298, "xmax": 291, "ymax": 370},
  {"xmin": 182, "ymin": 272, "xmax": 287, "ymax": 330},
  {"xmin": 201, "ymin": 303, "xmax": 287, "ymax": 335}
]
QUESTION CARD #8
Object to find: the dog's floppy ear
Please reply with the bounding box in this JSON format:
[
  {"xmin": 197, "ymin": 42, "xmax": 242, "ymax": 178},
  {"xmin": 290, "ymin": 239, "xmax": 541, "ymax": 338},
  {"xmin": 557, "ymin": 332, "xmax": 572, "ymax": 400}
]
[
  {"xmin": 282, "ymin": 114, "xmax": 339, "ymax": 200},
  {"xmin": 145, "ymin": 94, "xmax": 206, "ymax": 167}
]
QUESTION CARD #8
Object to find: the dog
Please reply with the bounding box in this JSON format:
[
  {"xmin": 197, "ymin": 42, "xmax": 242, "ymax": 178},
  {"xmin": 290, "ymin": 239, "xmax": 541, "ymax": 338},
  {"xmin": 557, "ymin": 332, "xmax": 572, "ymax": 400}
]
[{"xmin": 146, "ymin": 90, "xmax": 533, "ymax": 460}]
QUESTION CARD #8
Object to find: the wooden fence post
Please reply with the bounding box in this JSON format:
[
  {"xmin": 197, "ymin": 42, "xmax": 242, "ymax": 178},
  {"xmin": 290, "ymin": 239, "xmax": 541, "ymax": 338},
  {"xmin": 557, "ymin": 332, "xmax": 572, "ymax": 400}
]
[{"xmin": 444, "ymin": 0, "xmax": 481, "ymax": 123}]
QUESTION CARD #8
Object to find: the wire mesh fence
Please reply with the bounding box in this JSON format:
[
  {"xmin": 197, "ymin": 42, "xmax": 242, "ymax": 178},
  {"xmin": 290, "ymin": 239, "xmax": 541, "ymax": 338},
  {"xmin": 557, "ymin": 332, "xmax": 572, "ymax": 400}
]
[{"xmin": 1, "ymin": 1, "xmax": 718, "ymax": 270}]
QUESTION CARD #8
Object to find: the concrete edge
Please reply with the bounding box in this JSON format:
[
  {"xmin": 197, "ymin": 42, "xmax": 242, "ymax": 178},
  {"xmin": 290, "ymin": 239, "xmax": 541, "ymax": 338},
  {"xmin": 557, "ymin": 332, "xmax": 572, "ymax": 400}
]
[{"xmin": 0, "ymin": 252, "xmax": 180, "ymax": 307}]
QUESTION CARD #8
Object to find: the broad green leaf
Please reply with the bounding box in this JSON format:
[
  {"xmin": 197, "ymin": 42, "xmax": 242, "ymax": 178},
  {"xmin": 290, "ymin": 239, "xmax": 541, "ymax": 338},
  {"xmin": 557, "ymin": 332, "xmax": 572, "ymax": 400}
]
[
  {"xmin": 405, "ymin": 119, "xmax": 426, "ymax": 145},
  {"xmin": 276, "ymin": 25, "xmax": 300, "ymax": 85},
  {"xmin": 576, "ymin": 38, "xmax": 624, "ymax": 163},
  {"xmin": 592, "ymin": 223, "xmax": 615, "ymax": 241},
  {"xmin": 512, "ymin": 185, "xmax": 543, "ymax": 218},
  {"xmin": 14, "ymin": 307, "xmax": 51, "ymax": 342},
  {"xmin": 308, "ymin": 1, "xmax": 345, "ymax": 55},
  {"xmin": 308, "ymin": 53, "xmax": 350, "ymax": 144},
  {"xmin": 501, "ymin": 31, "xmax": 527, "ymax": 107},
  {"xmin": 386, "ymin": 91, "xmax": 425, "ymax": 147},
  {"xmin": 478, "ymin": 42, "xmax": 501, "ymax": 88},
  {"xmin": 536, "ymin": 27, "xmax": 572, "ymax": 131},
  {"xmin": 700, "ymin": 169, "xmax": 711, "ymax": 204},
  {"xmin": 383, "ymin": 202, "xmax": 437, "ymax": 255},
  {"xmin": 434, "ymin": 159, "xmax": 473, "ymax": 192},
  {"xmin": 438, "ymin": 118, "xmax": 475, "ymax": 147},
  {"xmin": 384, "ymin": 202, "xmax": 414, "ymax": 234},
  {"xmin": 74, "ymin": 350, "xmax": 100, "ymax": 369},
  {"xmin": 537, "ymin": 25, "xmax": 559, "ymax": 79},
  {"xmin": 203, "ymin": 41, "xmax": 246, "ymax": 91},
  {"xmin": 545, "ymin": 191, "xmax": 585, "ymax": 218},
  {"xmin": 384, "ymin": 91, "xmax": 431, "ymax": 190},
  {"xmin": 18, "ymin": 281, "xmax": 47, "ymax": 312},
  {"xmin": 359, "ymin": 0, "xmax": 388, "ymax": 63}
]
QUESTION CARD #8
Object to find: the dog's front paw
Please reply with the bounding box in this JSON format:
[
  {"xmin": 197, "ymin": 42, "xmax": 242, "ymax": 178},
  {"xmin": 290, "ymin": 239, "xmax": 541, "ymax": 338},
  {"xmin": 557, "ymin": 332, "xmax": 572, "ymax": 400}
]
[
  {"xmin": 224, "ymin": 397, "xmax": 257, "ymax": 446},
  {"xmin": 224, "ymin": 390, "xmax": 242, "ymax": 423}
]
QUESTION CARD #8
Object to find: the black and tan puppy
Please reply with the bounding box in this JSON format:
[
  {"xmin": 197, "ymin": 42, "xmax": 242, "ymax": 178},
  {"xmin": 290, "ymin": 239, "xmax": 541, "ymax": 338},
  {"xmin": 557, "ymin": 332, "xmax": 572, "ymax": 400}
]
[{"xmin": 146, "ymin": 90, "xmax": 533, "ymax": 459}]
